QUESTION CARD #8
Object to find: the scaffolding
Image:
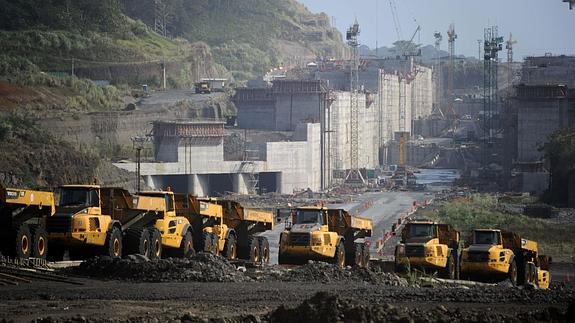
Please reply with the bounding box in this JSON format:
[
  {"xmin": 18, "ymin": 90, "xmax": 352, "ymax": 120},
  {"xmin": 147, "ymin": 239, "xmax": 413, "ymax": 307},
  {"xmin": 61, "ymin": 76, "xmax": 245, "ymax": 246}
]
[
  {"xmin": 344, "ymin": 20, "xmax": 365, "ymax": 184},
  {"xmin": 483, "ymin": 26, "xmax": 504, "ymax": 166}
]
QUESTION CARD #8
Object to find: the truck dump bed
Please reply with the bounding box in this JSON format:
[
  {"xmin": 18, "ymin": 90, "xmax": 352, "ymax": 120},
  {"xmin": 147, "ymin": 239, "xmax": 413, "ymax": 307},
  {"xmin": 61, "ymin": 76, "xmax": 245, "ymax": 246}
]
[
  {"xmin": 327, "ymin": 209, "xmax": 372, "ymax": 234},
  {"xmin": 1, "ymin": 186, "xmax": 55, "ymax": 212}
]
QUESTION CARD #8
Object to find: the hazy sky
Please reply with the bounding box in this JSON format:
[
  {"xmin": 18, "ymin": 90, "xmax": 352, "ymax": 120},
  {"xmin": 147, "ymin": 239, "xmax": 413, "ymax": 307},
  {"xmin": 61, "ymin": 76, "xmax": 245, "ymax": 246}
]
[{"xmin": 298, "ymin": 0, "xmax": 575, "ymax": 59}]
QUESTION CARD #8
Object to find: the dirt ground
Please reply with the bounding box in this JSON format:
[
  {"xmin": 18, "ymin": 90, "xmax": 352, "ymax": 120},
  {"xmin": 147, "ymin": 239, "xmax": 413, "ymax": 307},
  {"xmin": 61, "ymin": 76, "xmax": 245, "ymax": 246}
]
[{"xmin": 1, "ymin": 259, "xmax": 574, "ymax": 323}]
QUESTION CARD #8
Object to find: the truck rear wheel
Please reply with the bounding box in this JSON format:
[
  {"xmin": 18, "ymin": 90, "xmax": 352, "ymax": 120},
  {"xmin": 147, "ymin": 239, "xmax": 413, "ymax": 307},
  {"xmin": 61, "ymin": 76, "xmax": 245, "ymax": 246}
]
[
  {"xmin": 354, "ymin": 244, "xmax": 363, "ymax": 267},
  {"xmin": 125, "ymin": 228, "xmax": 150, "ymax": 258},
  {"xmin": 211, "ymin": 234, "xmax": 219, "ymax": 255},
  {"xmin": 14, "ymin": 224, "xmax": 32, "ymax": 259},
  {"xmin": 31, "ymin": 225, "xmax": 48, "ymax": 259},
  {"xmin": 149, "ymin": 228, "xmax": 162, "ymax": 259},
  {"xmin": 508, "ymin": 259, "xmax": 518, "ymax": 286},
  {"xmin": 176, "ymin": 231, "xmax": 195, "ymax": 258},
  {"xmin": 104, "ymin": 227, "xmax": 122, "ymax": 259},
  {"xmin": 259, "ymin": 238, "xmax": 270, "ymax": 265},
  {"xmin": 223, "ymin": 234, "xmax": 237, "ymax": 260},
  {"xmin": 202, "ymin": 232, "xmax": 213, "ymax": 254},
  {"xmin": 442, "ymin": 253, "xmax": 456, "ymax": 279},
  {"xmin": 249, "ymin": 237, "xmax": 261, "ymax": 263},
  {"xmin": 334, "ymin": 241, "xmax": 345, "ymax": 268},
  {"xmin": 361, "ymin": 243, "xmax": 370, "ymax": 269}
]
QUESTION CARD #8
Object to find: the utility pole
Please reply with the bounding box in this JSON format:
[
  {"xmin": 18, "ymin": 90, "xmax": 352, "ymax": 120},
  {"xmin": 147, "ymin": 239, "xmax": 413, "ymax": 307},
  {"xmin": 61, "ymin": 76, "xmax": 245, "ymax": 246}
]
[
  {"xmin": 161, "ymin": 58, "xmax": 167, "ymax": 90},
  {"xmin": 131, "ymin": 136, "xmax": 149, "ymax": 192},
  {"xmin": 447, "ymin": 24, "xmax": 457, "ymax": 117}
]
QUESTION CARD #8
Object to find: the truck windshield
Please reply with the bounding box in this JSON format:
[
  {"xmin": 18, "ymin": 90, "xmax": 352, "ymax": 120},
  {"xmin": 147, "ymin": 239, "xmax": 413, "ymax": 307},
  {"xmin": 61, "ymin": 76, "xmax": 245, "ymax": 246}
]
[
  {"xmin": 474, "ymin": 231, "xmax": 500, "ymax": 245},
  {"xmin": 408, "ymin": 224, "xmax": 435, "ymax": 238},
  {"xmin": 59, "ymin": 188, "xmax": 99, "ymax": 207},
  {"xmin": 294, "ymin": 210, "xmax": 324, "ymax": 225}
]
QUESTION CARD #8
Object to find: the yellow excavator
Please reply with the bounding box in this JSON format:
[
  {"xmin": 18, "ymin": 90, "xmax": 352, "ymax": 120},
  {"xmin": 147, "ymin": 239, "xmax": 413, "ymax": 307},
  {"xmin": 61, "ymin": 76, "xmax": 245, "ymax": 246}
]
[
  {"xmin": 394, "ymin": 220, "xmax": 461, "ymax": 279},
  {"xmin": 278, "ymin": 206, "xmax": 372, "ymax": 268},
  {"xmin": 460, "ymin": 229, "xmax": 550, "ymax": 289},
  {"xmin": 0, "ymin": 185, "xmax": 55, "ymax": 259}
]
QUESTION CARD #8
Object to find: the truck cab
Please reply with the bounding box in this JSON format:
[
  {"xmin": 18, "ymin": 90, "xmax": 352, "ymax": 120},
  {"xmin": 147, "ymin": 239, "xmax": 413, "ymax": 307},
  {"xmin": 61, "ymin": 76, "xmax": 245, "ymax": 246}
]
[
  {"xmin": 46, "ymin": 185, "xmax": 123, "ymax": 258},
  {"xmin": 395, "ymin": 220, "xmax": 460, "ymax": 279},
  {"xmin": 279, "ymin": 206, "xmax": 372, "ymax": 268},
  {"xmin": 135, "ymin": 191, "xmax": 193, "ymax": 254}
]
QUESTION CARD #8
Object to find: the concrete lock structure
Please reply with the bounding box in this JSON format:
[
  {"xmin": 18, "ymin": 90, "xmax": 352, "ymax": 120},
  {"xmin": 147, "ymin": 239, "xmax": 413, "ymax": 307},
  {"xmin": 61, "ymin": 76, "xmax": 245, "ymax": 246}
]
[{"xmin": 116, "ymin": 57, "xmax": 435, "ymax": 195}]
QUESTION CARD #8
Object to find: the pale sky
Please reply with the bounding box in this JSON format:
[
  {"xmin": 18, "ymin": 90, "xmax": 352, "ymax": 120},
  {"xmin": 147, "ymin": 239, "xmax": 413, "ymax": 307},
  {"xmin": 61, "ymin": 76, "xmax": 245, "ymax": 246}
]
[{"xmin": 298, "ymin": 0, "xmax": 575, "ymax": 60}]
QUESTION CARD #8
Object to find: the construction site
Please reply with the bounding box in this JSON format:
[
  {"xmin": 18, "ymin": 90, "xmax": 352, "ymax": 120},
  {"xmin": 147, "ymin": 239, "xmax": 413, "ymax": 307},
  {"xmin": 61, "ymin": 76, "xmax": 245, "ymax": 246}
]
[{"xmin": 1, "ymin": 0, "xmax": 575, "ymax": 322}]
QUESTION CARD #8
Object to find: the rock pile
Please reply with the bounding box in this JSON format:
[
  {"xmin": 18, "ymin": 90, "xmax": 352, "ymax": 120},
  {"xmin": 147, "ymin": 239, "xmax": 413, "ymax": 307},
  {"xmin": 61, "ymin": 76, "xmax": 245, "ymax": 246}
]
[
  {"xmin": 255, "ymin": 261, "xmax": 408, "ymax": 286},
  {"xmin": 71, "ymin": 253, "xmax": 250, "ymax": 283}
]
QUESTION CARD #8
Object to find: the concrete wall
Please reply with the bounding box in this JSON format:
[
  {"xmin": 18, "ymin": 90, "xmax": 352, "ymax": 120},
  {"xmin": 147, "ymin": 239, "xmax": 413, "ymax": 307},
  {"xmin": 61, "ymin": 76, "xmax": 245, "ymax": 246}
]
[
  {"xmin": 114, "ymin": 123, "xmax": 322, "ymax": 195},
  {"xmin": 326, "ymin": 92, "xmax": 378, "ymax": 172},
  {"xmin": 275, "ymin": 93, "xmax": 322, "ymax": 131},
  {"xmin": 517, "ymin": 100, "xmax": 571, "ymax": 162}
]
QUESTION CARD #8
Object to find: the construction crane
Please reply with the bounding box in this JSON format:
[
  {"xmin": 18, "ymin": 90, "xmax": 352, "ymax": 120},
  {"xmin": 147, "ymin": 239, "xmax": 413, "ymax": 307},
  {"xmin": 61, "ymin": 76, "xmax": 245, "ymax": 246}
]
[
  {"xmin": 564, "ymin": 0, "xmax": 574, "ymax": 9},
  {"xmin": 506, "ymin": 33, "xmax": 517, "ymax": 87},
  {"xmin": 447, "ymin": 24, "xmax": 457, "ymax": 118}
]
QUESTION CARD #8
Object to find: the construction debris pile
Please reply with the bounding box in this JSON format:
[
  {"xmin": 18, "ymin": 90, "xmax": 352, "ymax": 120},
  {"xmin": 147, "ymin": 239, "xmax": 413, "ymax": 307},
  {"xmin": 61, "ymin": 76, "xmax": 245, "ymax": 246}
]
[
  {"xmin": 267, "ymin": 292, "xmax": 572, "ymax": 323},
  {"xmin": 270, "ymin": 261, "xmax": 409, "ymax": 286},
  {"xmin": 71, "ymin": 253, "xmax": 250, "ymax": 283}
]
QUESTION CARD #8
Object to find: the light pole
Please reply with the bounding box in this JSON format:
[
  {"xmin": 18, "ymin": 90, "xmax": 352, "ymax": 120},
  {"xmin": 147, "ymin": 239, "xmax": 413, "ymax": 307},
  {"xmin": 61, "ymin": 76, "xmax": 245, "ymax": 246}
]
[{"xmin": 131, "ymin": 136, "xmax": 149, "ymax": 192}]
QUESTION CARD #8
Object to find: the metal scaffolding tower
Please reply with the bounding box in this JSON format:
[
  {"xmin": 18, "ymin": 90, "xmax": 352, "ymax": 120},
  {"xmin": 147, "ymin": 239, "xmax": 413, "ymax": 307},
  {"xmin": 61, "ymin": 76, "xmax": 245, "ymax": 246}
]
[
  {"xmin": 483, "ymin": 26, "xmax": 504, "ymax": 165},
  {"xmin": 344, "ymin": 20, "xmax": 365, "ymax": 184},
  {"xmin": 447, "ymin": 24, "xmax": 457, "ymax": 117},
  {"xmin": 506, "ymin": 33, "xmax": 517, "ymax": 87},
  {"xmin": 432, "ymin": 32, "xmax": 444, "ymax": 117}
]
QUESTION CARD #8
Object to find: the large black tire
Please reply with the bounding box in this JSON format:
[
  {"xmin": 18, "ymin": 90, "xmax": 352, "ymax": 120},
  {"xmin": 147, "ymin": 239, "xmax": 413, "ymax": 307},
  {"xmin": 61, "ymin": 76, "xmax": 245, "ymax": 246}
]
[
  {"xmin": 203, "ymin": 232, "xmax": 214, "ymax": 254},
  {"xmin": 442, "ymin": 253, "xmax": 456, "ymax": 279},
  {"xmin": 524, "ymin": 262, "xmax": 537, "ymax": 286},
  {"xmin": 31, "ymin": 225, "xmax": 48, "ymax": 259},
  {"xmin": 176, "ymin": 230, "xmax": 195, "ymax": 258},
  {"xmin": 211, "ymin": 233, "xmax": 220, "ymax": 255},
  {"xmin": 125, "ymin": 228, "xmax": 151, "ymax": 258},
  {"xmin": 149, "ymin": 228, "xmax": 162, "ymax": 259},
  {"xmin": 223, "ymin": 234, "xmax": 237, "ymax": 260},
  {"xmin": 354, "ymin": 243, "xmax": 363, "ymax": 267},
  {"xmin": 361, "ymin": 243, "xmax": 370, "ymax": 269},
  {"xmin": 259, "ymin": 238, "xmax": 270, "ymax": 265},
  {"xmin": 508, "ymin": 259, "xmax": 518, "ymax": 286},
  {"xmin": 249, "ymin": 237, "xmax": 261, "ymax": 263},
  {"xmin": 14, "ymin": 224, "xmax": 32, "ymax": 259},
  {"xmin": 103, "ymin": 227, "xmax": 122, "ymax": 258},
  {"xmin": 333, "ymin": 241, "xmax": 345, "ymax": 268}
]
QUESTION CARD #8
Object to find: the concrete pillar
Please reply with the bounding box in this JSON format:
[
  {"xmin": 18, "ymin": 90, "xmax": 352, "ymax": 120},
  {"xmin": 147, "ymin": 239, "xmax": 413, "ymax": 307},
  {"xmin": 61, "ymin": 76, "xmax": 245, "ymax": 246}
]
[
  {"xmin": 233, "ymin": 174, "xmax": 250, "ymax": 195},
  {"xmin": 191, "ymin": 174, "xmax": 209, "ymax": 197}
]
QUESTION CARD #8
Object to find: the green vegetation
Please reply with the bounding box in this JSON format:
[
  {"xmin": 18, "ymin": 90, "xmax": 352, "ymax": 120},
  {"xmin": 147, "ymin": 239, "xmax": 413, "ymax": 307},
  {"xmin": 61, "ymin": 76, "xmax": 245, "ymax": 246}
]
[
  {"xmin": 121, "ymin": 0, "xmax": 344, "ymax": 80},
  {"xmin": 0, "ymin": 115, "xmax": 98, "ymax": 188},
  {"xmin": 422, "ymin": 194, "xmax": 575, "ymax": 261}
]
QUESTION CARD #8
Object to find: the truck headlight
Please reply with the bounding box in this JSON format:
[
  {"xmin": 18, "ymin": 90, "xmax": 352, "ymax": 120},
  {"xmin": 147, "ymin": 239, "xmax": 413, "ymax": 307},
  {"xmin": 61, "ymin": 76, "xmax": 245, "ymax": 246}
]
[{"xmin": 311, "ymin": 235, "xmax": 323, "ymax": 246}]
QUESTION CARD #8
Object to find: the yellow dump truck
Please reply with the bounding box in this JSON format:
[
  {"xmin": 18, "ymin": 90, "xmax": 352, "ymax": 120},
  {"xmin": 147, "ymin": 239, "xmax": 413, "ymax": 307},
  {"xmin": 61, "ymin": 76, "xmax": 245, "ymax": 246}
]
[
  {"xmin": 46, "ymin": 185, "xmax": 164, "ymax": 260},
  {"xmin": 196, "ymin": 198, "xmax": 274, "ymax": 264},
  {"xmin": 0, "ymin": 185, "xmax": 55, "ymax": 259},
  {"xmin": 278, "ymin": 206, "xmax": 372, "ymax": 268},
  {"xmin": 394, "ymin": 220, "xmax": 461, "ymax": 279},
  {"xmin": 461, "ymin": 229, "xmax": 550, "ymax": 288}
]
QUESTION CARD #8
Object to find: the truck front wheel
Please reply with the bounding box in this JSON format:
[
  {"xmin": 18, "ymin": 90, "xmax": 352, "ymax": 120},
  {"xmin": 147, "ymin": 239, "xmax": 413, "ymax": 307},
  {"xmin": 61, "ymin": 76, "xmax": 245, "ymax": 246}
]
[
  {"xmin": 334, "ymin": 241, "xmax": 345, "ymax": 268},
  {"xmin": 104, "ymin": 227, "xmax": 122, "ymax": 259},
  {"xmin": 508, "ymin": 259, "xmax": 518, "ymax": 286}
]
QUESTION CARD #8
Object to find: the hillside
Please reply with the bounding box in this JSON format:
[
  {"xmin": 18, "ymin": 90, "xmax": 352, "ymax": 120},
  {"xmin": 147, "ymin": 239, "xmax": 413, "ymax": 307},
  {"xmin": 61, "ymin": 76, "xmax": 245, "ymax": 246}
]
[{"xmin": 120, "ymin": 0, "xmax": 346, "ymax": 80}]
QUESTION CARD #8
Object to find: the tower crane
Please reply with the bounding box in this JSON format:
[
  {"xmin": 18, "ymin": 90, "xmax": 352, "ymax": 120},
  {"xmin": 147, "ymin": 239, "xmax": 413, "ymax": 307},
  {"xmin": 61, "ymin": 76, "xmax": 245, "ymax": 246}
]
[{"xmin": 506, "ymin": 33, "xmax": 517, "ymax": 87}]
